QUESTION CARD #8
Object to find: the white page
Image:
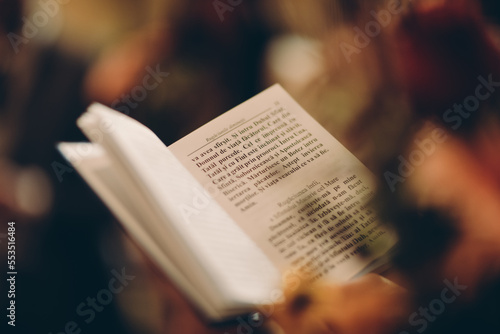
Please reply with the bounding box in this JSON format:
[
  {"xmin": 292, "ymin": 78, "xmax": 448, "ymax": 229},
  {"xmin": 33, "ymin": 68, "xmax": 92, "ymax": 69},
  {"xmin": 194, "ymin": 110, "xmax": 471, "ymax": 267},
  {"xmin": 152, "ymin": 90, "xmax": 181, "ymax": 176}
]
[
  {"xmin": 58, "ymin": 143, "xmax": 226, "ymax": 319},
  {"xmin": 77, "ymin": 104, "xmax": 280, "ymax": 313},
  {"xmin": 170, "ymin": 84, "xmax": 396, "ymax": 282}
]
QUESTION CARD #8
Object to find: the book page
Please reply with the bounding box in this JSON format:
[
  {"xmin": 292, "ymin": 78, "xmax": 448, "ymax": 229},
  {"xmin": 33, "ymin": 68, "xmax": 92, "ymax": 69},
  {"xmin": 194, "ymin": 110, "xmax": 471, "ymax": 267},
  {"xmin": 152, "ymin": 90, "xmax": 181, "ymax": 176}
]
[
  {"xmin": 76, "ymin": 104, "xmax": 280, "ymax": 313},
  {"xmin": 170, "ymin": 85, "xmax": 396, "ymax": 281},
  {"xmin": 58, "ymin": 143, "xmax": 223, "ymax": 318}
]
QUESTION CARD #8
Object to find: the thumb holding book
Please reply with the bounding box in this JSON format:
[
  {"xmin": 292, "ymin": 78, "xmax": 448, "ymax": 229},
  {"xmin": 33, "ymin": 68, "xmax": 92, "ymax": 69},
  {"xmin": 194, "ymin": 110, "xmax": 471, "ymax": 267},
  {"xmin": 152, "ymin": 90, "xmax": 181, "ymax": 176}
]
[{"xmin": 270, "ymin": 274, "xmax": 409, "ymax": 334}]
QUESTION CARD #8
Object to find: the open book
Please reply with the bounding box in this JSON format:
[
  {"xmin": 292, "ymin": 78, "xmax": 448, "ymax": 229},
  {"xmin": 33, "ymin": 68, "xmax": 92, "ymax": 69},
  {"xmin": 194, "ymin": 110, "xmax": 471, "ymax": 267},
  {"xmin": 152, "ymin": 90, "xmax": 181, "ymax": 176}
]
[{"xmin": 58, "ymin": 84, "xmax": 396, "ymax": 321}]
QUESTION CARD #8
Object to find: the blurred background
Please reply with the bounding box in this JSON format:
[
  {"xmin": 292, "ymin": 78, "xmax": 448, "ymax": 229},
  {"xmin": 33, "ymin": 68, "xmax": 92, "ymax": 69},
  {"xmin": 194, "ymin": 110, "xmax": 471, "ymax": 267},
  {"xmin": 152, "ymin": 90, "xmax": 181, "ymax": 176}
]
[{"xmin": 1, "ymin": 0, "xmax": 500, "ymax": 333}]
